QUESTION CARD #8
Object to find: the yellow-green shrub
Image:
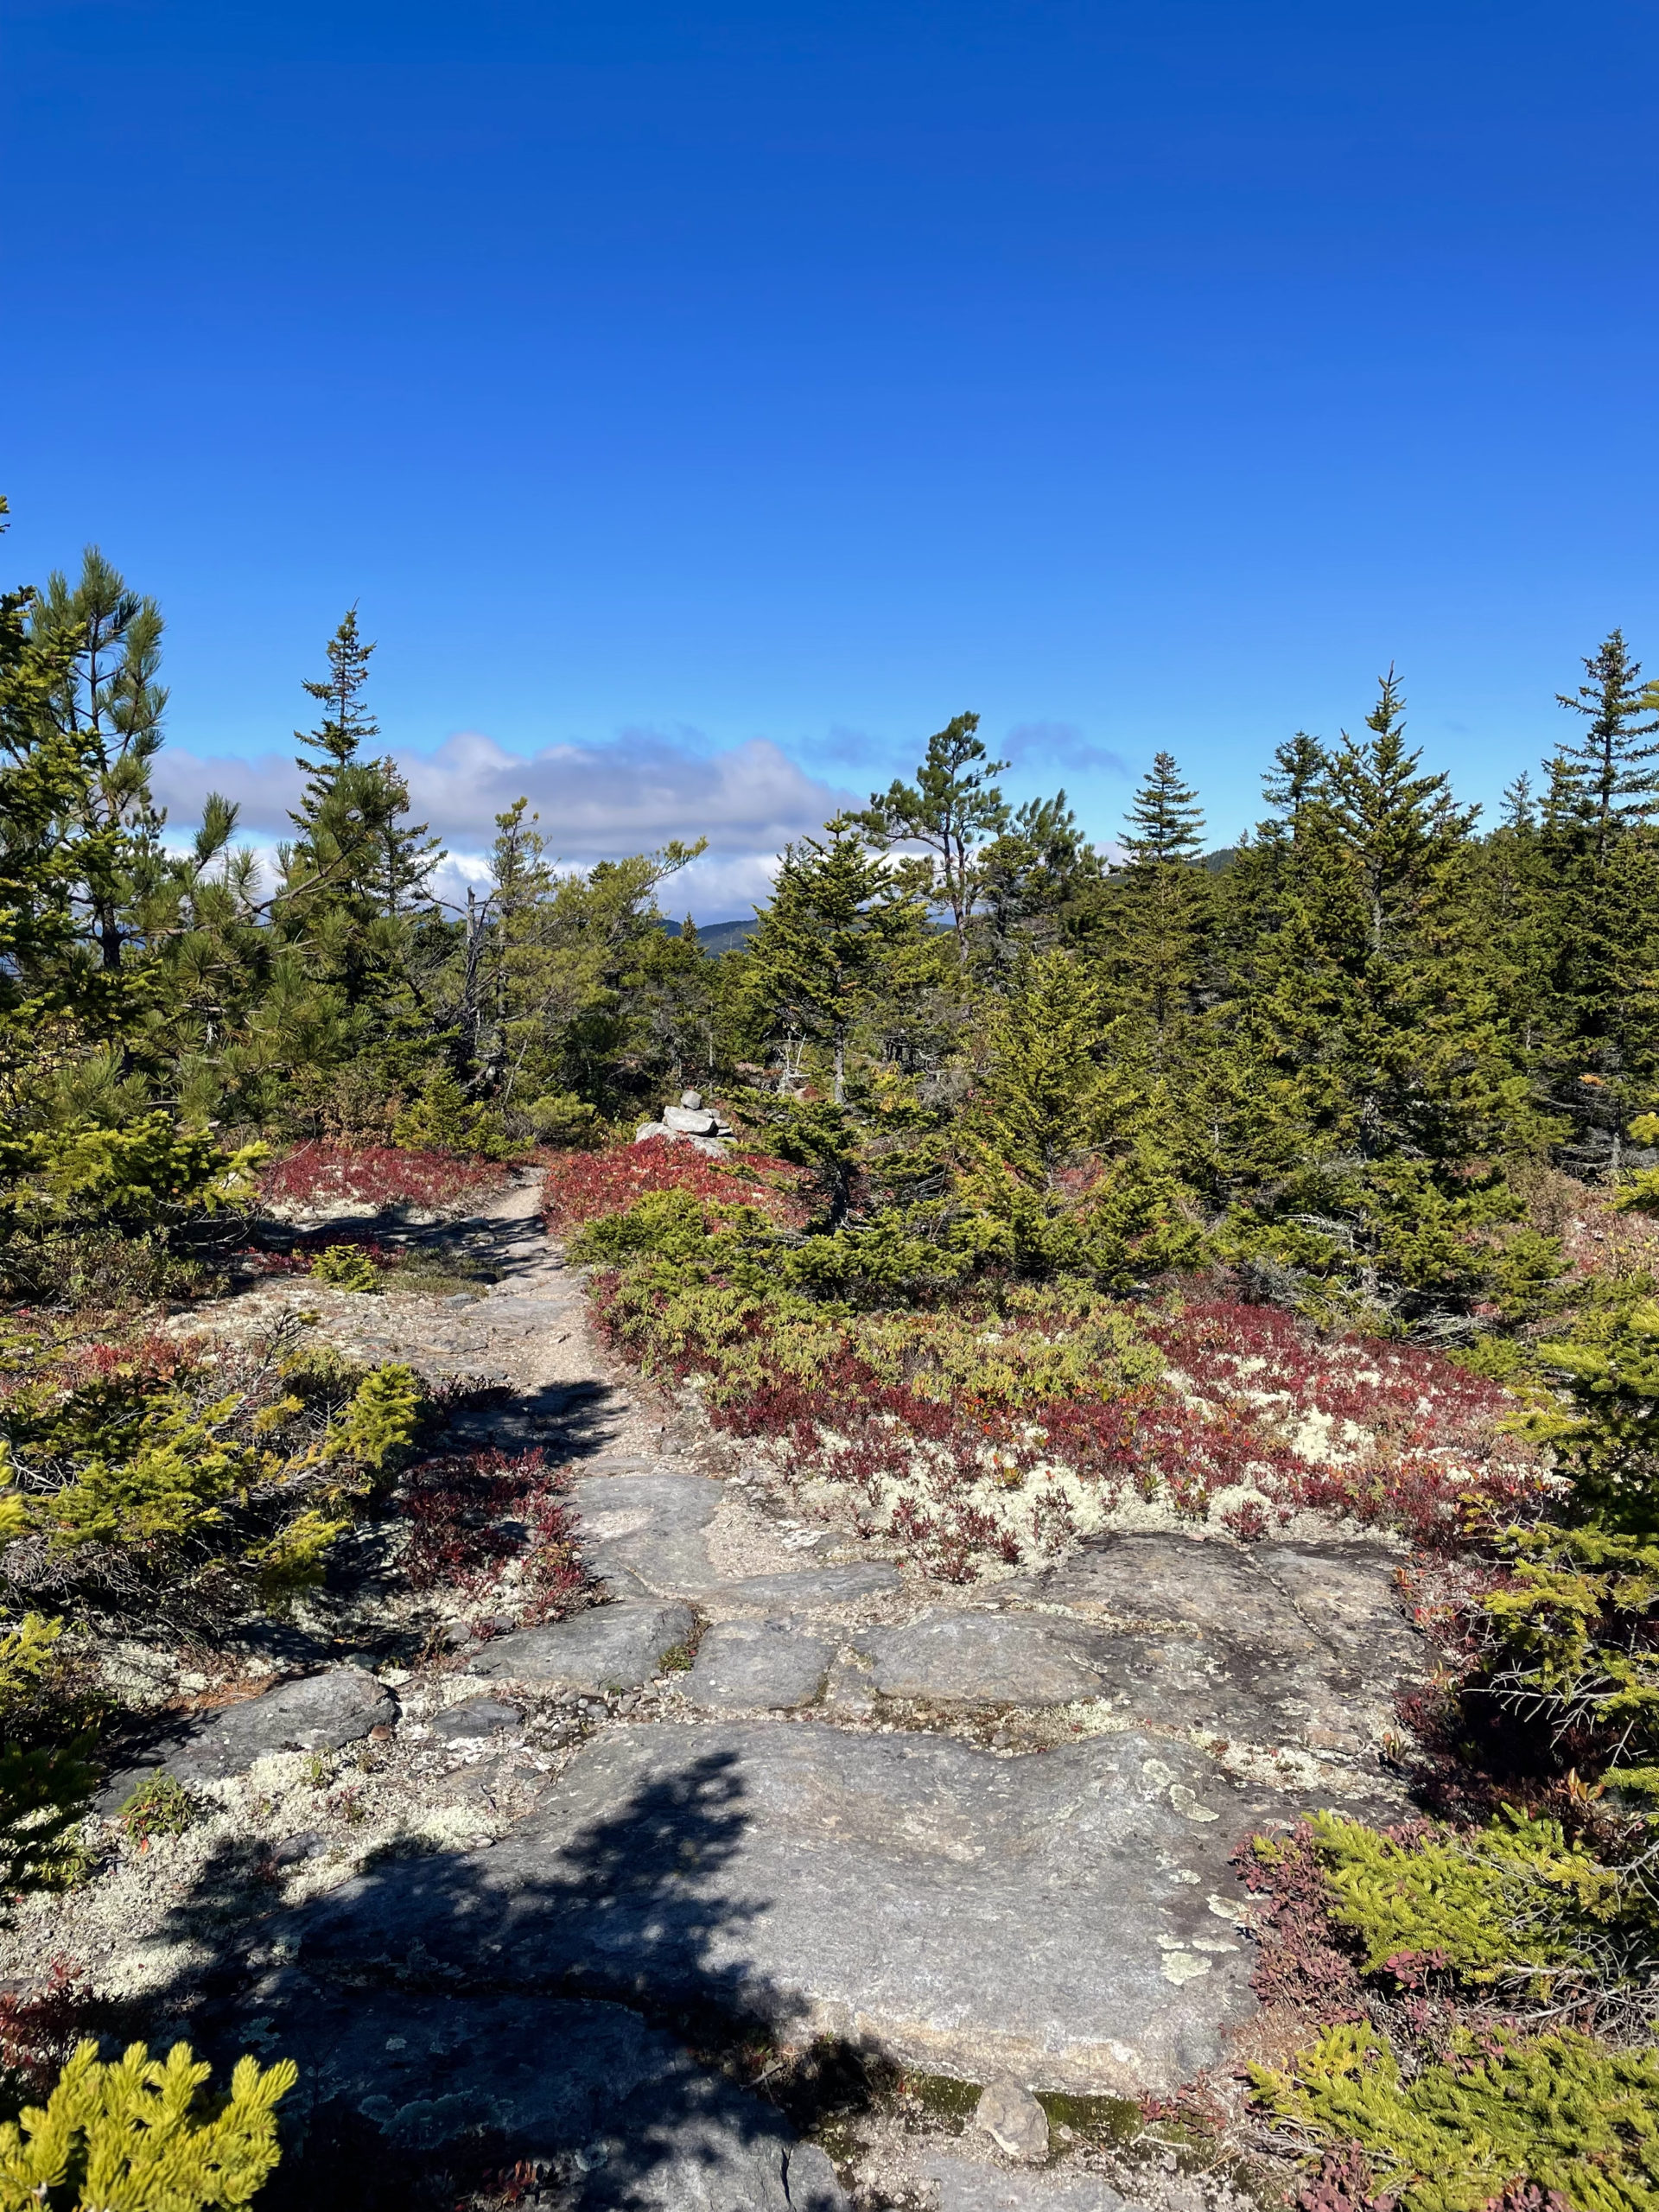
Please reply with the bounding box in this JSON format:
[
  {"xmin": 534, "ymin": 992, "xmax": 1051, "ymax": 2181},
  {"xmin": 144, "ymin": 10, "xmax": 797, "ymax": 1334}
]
[{"xmin": 0, "ymin": 2039, "xmax": 296, "ymax": 2211}]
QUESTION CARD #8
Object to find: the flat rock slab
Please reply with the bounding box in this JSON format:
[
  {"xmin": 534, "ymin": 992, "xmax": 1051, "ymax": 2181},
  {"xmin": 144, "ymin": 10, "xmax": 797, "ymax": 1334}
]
[
  {"xmin": 912, "ymin": 2152, "xmax": 1138, "ymax": 2211},
  {"xmin": 710, "ymin": 1564, "xmax": 902, "ymax": 1613},
  {"xmin": 853, "ymin": 1612, "xmax": 1111, "ymax": 1707},
  {"xmin": 1002, "ymin": 1533, "xmax": 1425, "ymax": 1777},
  {"xmin": 211, "ymin": 1984, "xmax": 844, "ymax": 2211},
  {"xmin": 685, "ymin": 1620, "xmax": 833, "ymax": 1711},
  {"xmin": 99, "ymin": 1668, "xmax": 394, "ymax": 1808},
  {"xmin": 293, "ymin": 1720, "xmax": 1269, "ymax": 2094},
  {"xmin": 572, "ymin": 1471, "xmax": 725, "ymax": 1596},
  {"xmin": 470, "ymin": 1603, "xmax": 695, "ymax": 1692}
]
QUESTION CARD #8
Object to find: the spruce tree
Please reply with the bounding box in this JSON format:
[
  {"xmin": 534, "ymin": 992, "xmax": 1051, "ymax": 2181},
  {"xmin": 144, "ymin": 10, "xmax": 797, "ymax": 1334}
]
[
  {"xmin": 1554, "ymin": 629, "xmax": 1659, "ymax": 862},
  {"xmin": 279, "ymin": 609, "xmax": 440, "ymax": 1009},
  {"xmin": 742, "ymin": 817, "xmax": 925, "ymax": 1101},
  {"xmin": 1104, "ymin": 751, "xmax": 1213, "ymax": 1062}
]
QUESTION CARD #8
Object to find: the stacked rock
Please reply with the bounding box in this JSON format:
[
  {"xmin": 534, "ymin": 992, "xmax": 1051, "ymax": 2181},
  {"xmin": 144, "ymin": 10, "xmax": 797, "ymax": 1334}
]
[{"xmin": 633, "ymin": 1090, "xmax": 736, "ymax": 1156}]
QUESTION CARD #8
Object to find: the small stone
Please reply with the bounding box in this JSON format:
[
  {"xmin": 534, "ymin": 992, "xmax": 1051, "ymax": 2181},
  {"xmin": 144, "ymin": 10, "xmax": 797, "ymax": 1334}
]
[
  {"xmin": 271, "ymin": 1830, "xmax": 327, "ymax": 1867},
  {"xmin": 430, "ymin": 1696, "xmax": 524, "ymax": 1743},
  {"xmin": 679, "ymin": 1090, "xmax": 704, "ymax": 1110},
  {"xmin": 973, "ymin": 2076, "xmax": 1049, "ymax": 2163}
]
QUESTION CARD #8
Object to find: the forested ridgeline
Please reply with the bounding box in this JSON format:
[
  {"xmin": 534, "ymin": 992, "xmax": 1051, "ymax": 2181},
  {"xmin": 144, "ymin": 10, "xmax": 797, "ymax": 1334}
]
[{"xmin": 10, "ymin": 501, "xmax": 1659, "ymax": 2209}]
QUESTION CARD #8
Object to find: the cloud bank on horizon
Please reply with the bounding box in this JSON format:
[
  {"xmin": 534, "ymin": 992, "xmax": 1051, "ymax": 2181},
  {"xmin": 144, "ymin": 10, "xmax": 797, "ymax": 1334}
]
[{"xmin": 151, "ymin": 728, "xmax": 857, "ymax": 921}]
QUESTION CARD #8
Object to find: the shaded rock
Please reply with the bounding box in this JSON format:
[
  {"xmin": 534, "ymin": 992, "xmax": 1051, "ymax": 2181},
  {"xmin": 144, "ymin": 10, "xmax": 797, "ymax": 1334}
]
[
  {"xmin": 98, "ymin": 1668, "xmax": 395, "ymax": 1808},
  {"xmin": 469, "ymin": 1603, "xmax": 695, "ymax": 1692},
  {"xmin": 685, "ymin": 1620, "xmax": 832, "ymax": 1711},
  {"xmin": 915, "ymin": 2152, "xmax": 1136, "ymax": 2210},
  {"xmin": 210, "ymin": 1983, "xmax": 846, "ymax": 2211},
  {"xmin": 710, "ymin": 1564, "xmax": 902, "ymax": 1612},
  {"xmin": 429, "ymin": 1696, "xmax": 524, "ymax": 1742},
  {"xmin": 974, "ymin": 2077, "xmax": 1050, "ymax": 2163},
  {"xmin": 852, "ymin": 1612, "xmax": 1109, "ymax": 1707},
  {"xmin": 572, "ymin": 1471, "xmax": 726, "ymax": 1595},
  {"xmin": 291, "ymin": 1720, "xmax": 1268, "ymax": 2093},
  {"xmin": 271, "ymin": 1830, "xmax": 328, "ymax": 1867}
]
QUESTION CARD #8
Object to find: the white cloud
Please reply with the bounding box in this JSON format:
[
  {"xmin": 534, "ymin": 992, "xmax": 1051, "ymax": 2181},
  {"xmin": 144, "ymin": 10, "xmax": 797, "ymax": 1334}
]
[{"xmin": 150, "ymin": 728, "xmax": 849, "ymax": 922}]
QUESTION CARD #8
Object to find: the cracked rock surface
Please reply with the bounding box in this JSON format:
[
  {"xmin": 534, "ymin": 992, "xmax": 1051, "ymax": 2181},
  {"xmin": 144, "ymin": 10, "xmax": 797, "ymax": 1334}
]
[{"xmin": 13, "ymin": 1170, "xmax": 1432, "ymax": 2208}]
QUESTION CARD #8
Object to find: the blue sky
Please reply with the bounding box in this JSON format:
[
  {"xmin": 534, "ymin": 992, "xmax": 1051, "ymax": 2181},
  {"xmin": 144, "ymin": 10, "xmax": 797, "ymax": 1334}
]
[{"xmin": 3, "ymin": 0, "xmax": 1657, "ymax": 914}]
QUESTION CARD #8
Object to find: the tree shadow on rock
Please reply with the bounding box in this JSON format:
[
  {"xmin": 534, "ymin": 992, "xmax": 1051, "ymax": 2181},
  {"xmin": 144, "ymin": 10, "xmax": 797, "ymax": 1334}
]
[{"xmin": 140, "ymin": 1745, "xmax": 844, "ymax": 2209}]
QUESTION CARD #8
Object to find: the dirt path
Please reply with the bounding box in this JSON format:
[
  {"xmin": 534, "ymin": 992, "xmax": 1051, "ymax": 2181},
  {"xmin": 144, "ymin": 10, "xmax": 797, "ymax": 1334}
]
[{"xmin": 9, "ymin": 1170, "xmax": 1430, "ymax": 2210}]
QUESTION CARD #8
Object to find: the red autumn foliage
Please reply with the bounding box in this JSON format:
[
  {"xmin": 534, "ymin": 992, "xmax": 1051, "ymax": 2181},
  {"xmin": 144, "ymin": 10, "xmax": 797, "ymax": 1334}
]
[
  {"xmin": 541, "ymin": 1138, "xmax": 810, "ymax": 1236},
  {"xmin": 1233, "ymin": 1823, "xmax": 1367, "ymax": 2023},
  {"xmin": 260, "ymin": 1143, "xmax": 505, "ymax": 1212},
  {"xmin": 398, "ymin": 1447, "xmax": 591, "ymax": 1627},
  {"xmin": 591, "ymin": 1273, "xmax": 1546, "ymax": 1577},
  {"xmin": 0, "ymin": 1961, "xmax": 93, "ymax": 2100}
]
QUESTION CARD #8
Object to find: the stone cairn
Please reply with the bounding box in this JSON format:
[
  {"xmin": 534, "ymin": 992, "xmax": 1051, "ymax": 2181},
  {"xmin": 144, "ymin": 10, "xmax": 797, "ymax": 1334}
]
[{"xmin": 633, "ymin": 1089, "xmax": 735, "ymax": 1157}]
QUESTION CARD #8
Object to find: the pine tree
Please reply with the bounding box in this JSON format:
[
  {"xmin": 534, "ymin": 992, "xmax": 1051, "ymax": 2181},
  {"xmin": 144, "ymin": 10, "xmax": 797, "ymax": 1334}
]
[
  {"xmin": 25, "ymin": 547, "xmax": 169, "ymax": 989},
  {"xmin": 741, "ymin": 817, "xmax": 925, "ymax": 1101},
  {"xmin": 859, "ymin": 712, "xmax": 1010, "ymax": 951}
]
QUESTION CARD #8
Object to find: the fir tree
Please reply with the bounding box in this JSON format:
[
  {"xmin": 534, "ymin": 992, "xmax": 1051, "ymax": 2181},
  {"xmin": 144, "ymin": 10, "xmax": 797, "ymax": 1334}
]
[
  {"xmin": 1554, "ymin": 628, "xmax": 1659, "ymax": 862},
  {"xmin": 742, "ymin": 818, "xmax": 925, "ymax": 1102},
  {"xmin": 1105, "ymin": 751, "xmax": 1213, "ymax": 1061}
]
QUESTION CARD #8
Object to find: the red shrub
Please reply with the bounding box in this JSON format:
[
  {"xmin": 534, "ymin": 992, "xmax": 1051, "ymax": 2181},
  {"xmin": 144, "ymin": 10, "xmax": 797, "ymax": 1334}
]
[
  {"xmin": 261, "ymin": 1143, "xmax": 504, "ymax": 1212},
  {"xmin": 542, "ymin": 1139, "xmax": 810, "ymax": 1235},
  {"xmin": 399, "ymin": 1447, "xmax": 590, "ymax": 1626},
  {"xmin": 0, "ymin": 1961, "xmax": 92, "ymax": 2099}
]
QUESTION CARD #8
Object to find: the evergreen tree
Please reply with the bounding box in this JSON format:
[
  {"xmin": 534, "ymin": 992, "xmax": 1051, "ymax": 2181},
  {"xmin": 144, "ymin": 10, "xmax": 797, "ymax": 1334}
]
[
  {"xmin": 1227, "ymin": 676, "xmax": 1528, "ymax": 1314},
  {"xmin": 860, "ymin": 712, "xmax": 1009, "ymax": 950},
  {"xmin": 26, "ymin": 547, "xmax": 169, "ymax": 990},
  {"xmin": 741, "ymin": 817, "xmax": 925, "ymax": 1101},
  {"xmin": 1104, "ymin": 751, "xmax": 1213, "ymax": 1060},
  {"xmin": 976, "ymin": 789, "xmax": 1103, "ymax": 967},
  {"xmin": 278, "ymin": 609, "xmax": 440, "ymax": 1009},
  {"xmin": 1554, "ymin": 629, "xmax": 1659, "ymax": 862}
]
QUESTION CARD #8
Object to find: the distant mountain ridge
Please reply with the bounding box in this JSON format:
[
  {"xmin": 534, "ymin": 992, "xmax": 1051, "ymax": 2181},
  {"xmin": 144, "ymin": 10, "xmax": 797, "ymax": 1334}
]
[{"xmin": 658, "ymin": 915, "xmax": 760, "ymax": 956}]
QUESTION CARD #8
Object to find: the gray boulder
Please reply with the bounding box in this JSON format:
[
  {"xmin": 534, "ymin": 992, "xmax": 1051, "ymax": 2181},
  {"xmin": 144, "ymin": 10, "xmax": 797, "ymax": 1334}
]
[
  {"xmin": 572, "ymin": 1470, "xmax": 726, "ymax": 1596},
  {"xmin": 99, "ymin": 1668, "xmax": 394, "ymax": 1809},
  {"xmin": 428, "ymin": 1695, "xmax": 524, "ymax": 1742},
  {"xmin": 973, "ymin": 2077, "xmax": 1050, "ymax": 2162},
  {"xmin": 663, "ymin": 1105, "xmax": 721, "ymax": 1136},
  {"xmin": 852, "ymin": 1611, "xmax": 1110, "ymax": 1707},
  {"xmin": 709, "ymin": 1563, "xmax": 903, "ymax": 1612}
]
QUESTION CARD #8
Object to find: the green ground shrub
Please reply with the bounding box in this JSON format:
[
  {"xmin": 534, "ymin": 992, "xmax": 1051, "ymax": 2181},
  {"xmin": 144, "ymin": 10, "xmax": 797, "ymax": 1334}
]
[
  {"xmin": 307, "ymin": 1243, "xmax": 380, "ymax": 1293},
  {"xmin": 1279, "ymin": 1807, "xmax": 1646, "ymax": 1998},
  {"xmin": 0, "ymin": 2038, "xmax": 296, "ymax": 2210},
  {"xmin": 1252, "ymin": 2024, "xmax": 1659, "ymax": 2212}
]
